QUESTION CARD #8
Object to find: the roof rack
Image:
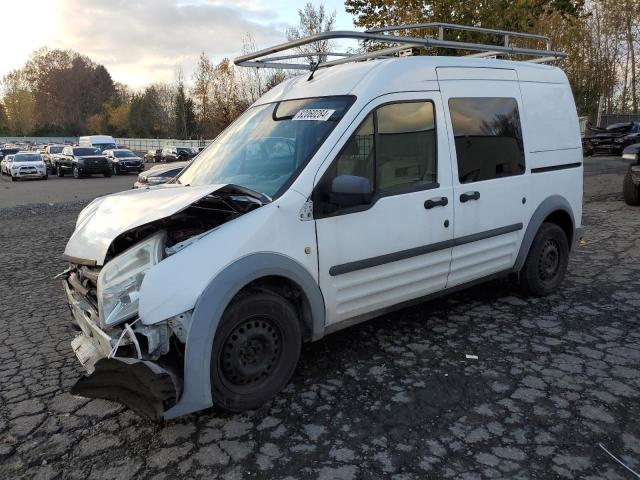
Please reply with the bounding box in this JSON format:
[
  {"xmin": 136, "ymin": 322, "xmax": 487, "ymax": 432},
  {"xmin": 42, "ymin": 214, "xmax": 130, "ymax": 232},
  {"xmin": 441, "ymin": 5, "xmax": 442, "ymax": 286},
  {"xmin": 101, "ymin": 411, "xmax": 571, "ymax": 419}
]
[{"xmin": 234, "ymin": 23, "xmax": 565, "ymax": 71}]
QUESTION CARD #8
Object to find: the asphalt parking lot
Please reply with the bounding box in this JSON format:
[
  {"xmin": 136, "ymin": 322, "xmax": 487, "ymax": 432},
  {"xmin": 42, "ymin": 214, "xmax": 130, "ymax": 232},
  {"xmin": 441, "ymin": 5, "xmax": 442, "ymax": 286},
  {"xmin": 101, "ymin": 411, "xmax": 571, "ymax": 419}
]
[
  {"xmin": 0, "ymin": 165, "xmax": 155, "ymax": 209},
  {"xmin": 0, "ymin": 156, "xmax": 639, "ymax": 479}
]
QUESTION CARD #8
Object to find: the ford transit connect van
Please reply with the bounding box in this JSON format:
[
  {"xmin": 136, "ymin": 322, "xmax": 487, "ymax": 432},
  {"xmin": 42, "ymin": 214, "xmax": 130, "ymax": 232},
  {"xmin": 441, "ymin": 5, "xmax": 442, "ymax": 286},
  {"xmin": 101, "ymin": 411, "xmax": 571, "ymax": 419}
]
[{"xmin": 60, "ymin": 25, "xmax": 583, "ymax": 419}]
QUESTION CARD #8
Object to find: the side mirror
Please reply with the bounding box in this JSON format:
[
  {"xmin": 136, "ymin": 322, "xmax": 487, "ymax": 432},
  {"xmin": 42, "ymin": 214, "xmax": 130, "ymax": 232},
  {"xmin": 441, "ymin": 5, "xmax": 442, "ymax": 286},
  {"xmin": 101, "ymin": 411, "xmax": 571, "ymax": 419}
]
[{"xmin": 330, "ymin": 175, "xmax": 372, "ymax": 208}]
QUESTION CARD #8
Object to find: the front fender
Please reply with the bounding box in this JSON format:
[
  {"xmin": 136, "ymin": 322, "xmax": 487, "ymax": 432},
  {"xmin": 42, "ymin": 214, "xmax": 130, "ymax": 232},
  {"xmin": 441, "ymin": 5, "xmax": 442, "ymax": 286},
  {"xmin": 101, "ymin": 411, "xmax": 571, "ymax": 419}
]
[{"xmin": 163, "ymin": 252, "xmax": 325, "ymax": 420}]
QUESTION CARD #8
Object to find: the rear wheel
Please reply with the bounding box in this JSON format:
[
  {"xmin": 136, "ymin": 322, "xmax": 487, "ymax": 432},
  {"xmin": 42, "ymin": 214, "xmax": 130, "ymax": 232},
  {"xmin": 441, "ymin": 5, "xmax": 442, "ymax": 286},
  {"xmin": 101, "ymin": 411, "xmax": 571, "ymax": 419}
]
[
  {"xmin": 520, "ymin": 222, "xmax": 569, "ymax": 296},
  {"xmin": 211, "ymin": 290, "xmax": 302, "ymax": 411},
  {"xmin": 104, "ymin": 168, "xmax": 112, "ymax": 178},
  {"xmin": 623, "ymin": 170, "xmax": 640, "ymax": 206}
]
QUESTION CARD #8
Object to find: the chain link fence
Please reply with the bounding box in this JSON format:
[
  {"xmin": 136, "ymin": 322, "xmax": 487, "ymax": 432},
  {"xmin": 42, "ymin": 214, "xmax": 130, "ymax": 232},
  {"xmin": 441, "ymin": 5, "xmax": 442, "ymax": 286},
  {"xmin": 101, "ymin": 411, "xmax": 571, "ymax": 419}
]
[{"xmin": 591, "ymin": 113, "xmax": 640, "ymax": 128}]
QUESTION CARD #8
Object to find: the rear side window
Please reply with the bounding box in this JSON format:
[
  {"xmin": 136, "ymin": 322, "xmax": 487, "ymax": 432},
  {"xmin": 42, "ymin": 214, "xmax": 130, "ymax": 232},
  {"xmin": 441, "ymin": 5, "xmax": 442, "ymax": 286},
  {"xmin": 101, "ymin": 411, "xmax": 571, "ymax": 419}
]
[{"xmin": 449, "ymin": 98, "xmax": 525, "ymax": 183}]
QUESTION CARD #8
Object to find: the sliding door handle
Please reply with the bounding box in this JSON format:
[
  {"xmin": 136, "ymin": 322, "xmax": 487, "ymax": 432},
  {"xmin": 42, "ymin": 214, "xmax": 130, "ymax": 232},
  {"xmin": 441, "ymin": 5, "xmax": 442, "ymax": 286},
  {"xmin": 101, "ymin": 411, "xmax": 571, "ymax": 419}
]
[
  {"xmin": 424, "ymin": 197, "xmax": 448, "ymax": 209},
  {"xmin": 460, "ymin": 191, "xmax": 480, "ymax": 203}
]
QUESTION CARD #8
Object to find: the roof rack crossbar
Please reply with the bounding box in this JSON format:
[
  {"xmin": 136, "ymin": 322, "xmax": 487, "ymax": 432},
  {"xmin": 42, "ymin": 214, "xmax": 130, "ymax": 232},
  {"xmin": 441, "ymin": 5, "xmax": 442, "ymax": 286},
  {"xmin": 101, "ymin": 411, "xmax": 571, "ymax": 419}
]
[
  {"xmin": 366, "ymin": 22, "xmax": 551, "ymax": 49},
  {"xmin": 234, "ymin": 25, "xmax": 565, "ymax": 71}
]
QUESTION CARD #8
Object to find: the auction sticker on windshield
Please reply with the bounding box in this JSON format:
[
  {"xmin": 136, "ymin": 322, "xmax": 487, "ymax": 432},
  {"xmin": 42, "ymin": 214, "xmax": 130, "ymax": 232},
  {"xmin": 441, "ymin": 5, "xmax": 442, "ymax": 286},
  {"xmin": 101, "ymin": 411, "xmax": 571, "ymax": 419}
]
[{"xmin": 292, "ymin": 109, "xmax": 335, "ymax": 121}]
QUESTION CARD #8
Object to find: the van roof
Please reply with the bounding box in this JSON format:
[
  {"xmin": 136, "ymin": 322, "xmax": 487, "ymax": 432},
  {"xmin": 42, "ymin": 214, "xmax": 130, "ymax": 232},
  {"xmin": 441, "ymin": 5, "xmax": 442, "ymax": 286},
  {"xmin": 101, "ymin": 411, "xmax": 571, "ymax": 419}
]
[{"xmin": 257, "ymin": 56, "xmax": 568, "ymax": 106}]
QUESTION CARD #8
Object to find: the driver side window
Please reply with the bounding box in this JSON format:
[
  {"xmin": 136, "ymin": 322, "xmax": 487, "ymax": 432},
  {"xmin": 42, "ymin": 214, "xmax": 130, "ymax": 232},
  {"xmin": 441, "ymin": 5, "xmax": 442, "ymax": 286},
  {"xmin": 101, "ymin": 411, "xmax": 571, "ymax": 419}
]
[{"xmin": 315, "ymin": 100, "xmax": 437, "ymax": 217}]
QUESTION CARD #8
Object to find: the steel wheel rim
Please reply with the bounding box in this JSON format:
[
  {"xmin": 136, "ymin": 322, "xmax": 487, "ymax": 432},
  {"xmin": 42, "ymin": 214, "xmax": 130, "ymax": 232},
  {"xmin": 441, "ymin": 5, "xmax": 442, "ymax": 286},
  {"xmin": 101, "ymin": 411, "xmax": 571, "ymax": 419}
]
[
  {"xmin": 219, "ymin": 316, "xmax": 282, "ymax": 390},
  {"xmin": 538, "ymin": 239, "xmax": 560, "ymax": 281}
]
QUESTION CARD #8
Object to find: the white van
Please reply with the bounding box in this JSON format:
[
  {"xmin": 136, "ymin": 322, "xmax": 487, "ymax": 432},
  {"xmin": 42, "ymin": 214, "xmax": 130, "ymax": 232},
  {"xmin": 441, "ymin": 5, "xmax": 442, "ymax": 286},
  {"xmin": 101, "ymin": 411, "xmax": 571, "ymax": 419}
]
[
  {"xmin": 78, "ymin": 135, "xmax": 117, "ymax": 152},
  {"xmin": 60, "ymin": 25, "xmax": 583, "ymax": 420}
]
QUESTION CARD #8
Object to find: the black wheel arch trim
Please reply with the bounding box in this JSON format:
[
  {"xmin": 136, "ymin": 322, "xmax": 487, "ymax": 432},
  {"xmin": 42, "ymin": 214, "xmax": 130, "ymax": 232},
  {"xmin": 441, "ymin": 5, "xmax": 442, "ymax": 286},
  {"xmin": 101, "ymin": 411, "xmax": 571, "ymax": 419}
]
[
  {"xmin": 513, "ymin": 195, "xmax": 578, "ymax": 272},
  {"xmin": 163, "ymin": 252, "xmax": 325, "ymax": 419}
]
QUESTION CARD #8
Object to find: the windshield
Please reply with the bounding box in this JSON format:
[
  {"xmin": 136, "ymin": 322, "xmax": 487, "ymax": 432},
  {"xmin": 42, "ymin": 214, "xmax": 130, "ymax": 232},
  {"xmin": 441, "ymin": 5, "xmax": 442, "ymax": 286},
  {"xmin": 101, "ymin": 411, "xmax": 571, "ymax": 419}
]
[
  {"xmin": 114, "ymin": 150, "xmax": 136, "ymax": 158},
  {"xmin": 49, "ymin": 146, "xmax": 64, "ymax": 153},
  {"xmin": 94, "ymin": 143, "xmax": 116, "ymax": 152},
  {"xmin": 177, "ymin": 96, "xmax": 354, "ymax": 197},
  {"xmin": 14, "ymin": 154, "xmax": 41, "ymax": 162},
  {"xmin": 73, "ymin": 147, "xmax": 100, "ymax": 156}
]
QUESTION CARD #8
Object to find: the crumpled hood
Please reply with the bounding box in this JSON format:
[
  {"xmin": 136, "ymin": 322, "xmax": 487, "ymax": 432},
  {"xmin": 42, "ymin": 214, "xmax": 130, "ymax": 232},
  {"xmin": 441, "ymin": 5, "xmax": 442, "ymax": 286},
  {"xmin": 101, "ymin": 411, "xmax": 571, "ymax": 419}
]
[{"xmin": 64, "ymin": 183, "xmax": 226, "ymax": 265}]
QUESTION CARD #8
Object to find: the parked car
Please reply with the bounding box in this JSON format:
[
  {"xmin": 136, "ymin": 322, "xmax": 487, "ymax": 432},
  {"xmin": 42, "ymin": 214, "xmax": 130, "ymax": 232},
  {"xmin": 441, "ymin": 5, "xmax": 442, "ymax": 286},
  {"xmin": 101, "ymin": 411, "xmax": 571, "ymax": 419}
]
[
  {"xmin": 161, "ymin": 146, "xmax": 196, "ymax": 163},
  {"xmin": 57, "ymin": 146, "xmax": 112, "ymax": 178},
  {"xmin": 42, "ymin": 145, "xmax": 65, "ymax": 173},
  {"xmin": 145, "ymin": 149, "xmax": 163, "ymax": 163},
  {"xmin": 78, "ymin": 135, "xmax": 117, "ymax": 152},
  {"xmin": 7, "ymin": 152, "xmax": 48, "ymax": 181},
  {"xmin": 622, "ymin": 143, "xmax": 640, "ymax": 205},
  {"xmin": 60, "ymin": 42, "xmax": 583, "ymax": 421},
  {"xmin": 0, "ymin": 154, "xmax": 15, "ymax": 175},
  {"xmin": 583, "ymin": 122, "xmax": 640, "ymax": 156},
  {"xmin": 133, "ymin": 161, "xmax": 188, "ymax": 188},
  {"xmin": 0, "ymin": 146, "xmax": 20, "ymax": 161},
  {"xmin": 103, "ymin": 149, "xmax": 145, "ymax": 175}
]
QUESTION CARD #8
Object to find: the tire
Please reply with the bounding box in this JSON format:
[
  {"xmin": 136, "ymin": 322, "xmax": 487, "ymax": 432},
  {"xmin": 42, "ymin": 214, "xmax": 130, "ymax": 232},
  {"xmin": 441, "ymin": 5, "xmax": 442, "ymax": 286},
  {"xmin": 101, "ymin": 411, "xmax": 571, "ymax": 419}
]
[
  {"xmin": 57, "ymin": 165, "xmax": 64, "ymax": 177},
  {"xmin": 623, "ymin": 170, "xmax": 640, "ymax": 206},
  {"xmin": 104, "ymin": 168, "xmax": 112, "ymax": 178},
  {"xmin": 11, "ymin": 176, "xmax": 17, "ymax": 182},
  {"xmin": 520, "ymin": 222, "xmax": 569, "ymax": 296},
  {"xmin": 73, "ymin": 166, "xmax": 81, "ymax": 179},
  {"xmin": 43, "ymin": 174, "xmax": 48, "ymax": 180},
  {"xmin": 211, "ymin": 290, "xmax": 302, "ymax": 412}
]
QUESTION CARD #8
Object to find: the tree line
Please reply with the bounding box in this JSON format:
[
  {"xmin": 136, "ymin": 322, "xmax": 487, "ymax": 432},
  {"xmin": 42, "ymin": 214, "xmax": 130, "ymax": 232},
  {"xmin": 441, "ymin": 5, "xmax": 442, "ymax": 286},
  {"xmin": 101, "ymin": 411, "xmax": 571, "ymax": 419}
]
[
  {"xmin": 1, "ymin": 1, "xmax": 638, "ymax": 137},
  {"xmin": 345, "ymin": 0, "xmax": 640, "ymax": 117},
  {"xmin": 0, "ymin": 41, "xmax": 284, "ymax": 139}
]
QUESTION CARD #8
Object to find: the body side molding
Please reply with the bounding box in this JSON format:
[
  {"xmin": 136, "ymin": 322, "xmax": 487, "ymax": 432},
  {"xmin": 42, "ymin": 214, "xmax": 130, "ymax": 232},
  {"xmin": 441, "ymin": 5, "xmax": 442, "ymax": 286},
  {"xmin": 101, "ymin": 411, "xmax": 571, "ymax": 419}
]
[
  {"xmin": 329, "ymin": 223, "xmax": 523, "ymax": 276},
  {"xmin": 164, "ymin": 252, "xmax": 325, "ymax": 419},
  {"xmin": 531, "ymin": 162, "xmax": 582, "ymax": 174}
]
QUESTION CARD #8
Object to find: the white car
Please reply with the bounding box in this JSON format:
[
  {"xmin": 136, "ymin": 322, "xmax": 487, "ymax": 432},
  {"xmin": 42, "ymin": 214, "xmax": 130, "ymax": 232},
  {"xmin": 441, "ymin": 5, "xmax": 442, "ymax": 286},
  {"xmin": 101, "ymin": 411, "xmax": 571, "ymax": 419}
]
[
  {"xmin": 60, "ymin": 25, "xmax": 583, "ymax": 420},
  {"xmin": 133, "ymin": 161, "xmax": 189, "ymax": 188},
  {"xmin": 8, "ymin": 152, "xmax": 48, "ymax": 181},
  {"xmin": 1, "ymin": 154, "xmax": 15, "ymax": 175}
]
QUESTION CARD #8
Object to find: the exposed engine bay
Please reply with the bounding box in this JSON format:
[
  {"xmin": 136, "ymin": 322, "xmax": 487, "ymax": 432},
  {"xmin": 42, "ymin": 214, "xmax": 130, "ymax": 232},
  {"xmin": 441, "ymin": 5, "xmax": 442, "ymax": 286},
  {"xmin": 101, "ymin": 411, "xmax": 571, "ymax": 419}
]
[{"xmin": 107, "ymin": 184, "xmax": 268, "ymax": 261}]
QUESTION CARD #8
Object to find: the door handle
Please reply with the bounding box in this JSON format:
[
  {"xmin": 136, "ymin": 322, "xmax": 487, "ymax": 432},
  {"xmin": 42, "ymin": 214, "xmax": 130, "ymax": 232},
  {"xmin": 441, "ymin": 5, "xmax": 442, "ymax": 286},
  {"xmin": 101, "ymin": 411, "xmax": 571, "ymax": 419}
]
[
  {"xmin": 424, "ymin": 196, "xmax": 448, "ymax": 209},
  {"xmin": 460, "ymin": 191, "xmax": 480, "ymax": 203}
]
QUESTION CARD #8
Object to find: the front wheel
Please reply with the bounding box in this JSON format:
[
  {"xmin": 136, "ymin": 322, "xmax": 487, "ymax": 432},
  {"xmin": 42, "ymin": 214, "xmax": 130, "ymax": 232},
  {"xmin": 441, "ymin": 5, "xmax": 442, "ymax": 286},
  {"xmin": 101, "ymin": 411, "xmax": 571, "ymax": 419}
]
[
  {"xmin": 11, "ymin": 176, "xmax": 17, "ymax": 182},
  {"xmin": 623, "ymin": 170, "xmax": 640, "ymax": 206},
  {"xmin": 520, "ymin": 222, "xmax": 569, "ymax": 296},
  {"xmin": 43, "ymin": 174, "xmax": 48, "ymax": 180},
  {"xmin": 73, "ymin": 166, "xmax": 81, "ymax": 179},
  {"xmin": 211, "ymin": 290, "xmax": 302, "ymax": 412},
  {"xmin": 104, "ymin": 168, "xmax": 112, "ymax": 178},
  {"xmin": 57, "ymin": 165, "xmax": 64, "ymax": 177}
]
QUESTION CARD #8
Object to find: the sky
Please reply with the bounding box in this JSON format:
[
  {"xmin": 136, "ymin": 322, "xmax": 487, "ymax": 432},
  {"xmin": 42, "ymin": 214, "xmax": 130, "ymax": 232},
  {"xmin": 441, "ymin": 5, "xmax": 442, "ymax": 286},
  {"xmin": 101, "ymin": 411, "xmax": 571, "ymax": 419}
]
[{"xmin": 0, "ymin": 0, "xmax": 355, "ymax": 88}]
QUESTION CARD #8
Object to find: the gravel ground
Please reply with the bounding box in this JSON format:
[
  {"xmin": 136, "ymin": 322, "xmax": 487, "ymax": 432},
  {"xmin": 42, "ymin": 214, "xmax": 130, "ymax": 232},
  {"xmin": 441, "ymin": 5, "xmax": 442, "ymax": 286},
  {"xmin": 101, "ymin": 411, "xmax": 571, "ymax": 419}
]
[{"xmin": 0, "ymin": 157, "xmax": 638, "ymax": 479}]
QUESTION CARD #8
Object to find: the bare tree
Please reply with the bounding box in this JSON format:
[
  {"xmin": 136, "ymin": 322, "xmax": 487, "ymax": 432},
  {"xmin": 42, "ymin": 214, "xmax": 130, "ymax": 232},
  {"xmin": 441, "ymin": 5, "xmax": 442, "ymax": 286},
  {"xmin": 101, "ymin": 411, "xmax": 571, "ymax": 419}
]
[{"xmin": 286, "ymin": 2, "xmax": 337, "ymax": 64}]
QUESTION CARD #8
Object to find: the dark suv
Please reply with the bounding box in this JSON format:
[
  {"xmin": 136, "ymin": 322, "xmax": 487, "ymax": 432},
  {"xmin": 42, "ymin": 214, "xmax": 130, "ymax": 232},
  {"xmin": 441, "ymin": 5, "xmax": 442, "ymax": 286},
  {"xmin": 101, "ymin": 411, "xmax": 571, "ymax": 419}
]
[
  {"xmin": 58, "ymin": 146, "xmax": 112, "ymax": 178},
  {"xmin": 583, "ymin": 122, "xmax": 640, "ymax": 156},
  {"xmin": 104, "ymin": 149, "xmax": 145, "ymax": 175},
  {"xmin": 161, "ymin": 146, "xmax": 196, "ymax": 163}
]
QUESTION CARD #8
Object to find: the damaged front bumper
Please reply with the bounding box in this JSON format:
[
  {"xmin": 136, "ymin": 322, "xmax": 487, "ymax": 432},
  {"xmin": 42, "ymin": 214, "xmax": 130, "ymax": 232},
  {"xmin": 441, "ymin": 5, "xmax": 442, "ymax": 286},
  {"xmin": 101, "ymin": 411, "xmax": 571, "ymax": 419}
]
[{"xmin": 64, "ymin": 280, "xmax": 181, "ymax": 420}]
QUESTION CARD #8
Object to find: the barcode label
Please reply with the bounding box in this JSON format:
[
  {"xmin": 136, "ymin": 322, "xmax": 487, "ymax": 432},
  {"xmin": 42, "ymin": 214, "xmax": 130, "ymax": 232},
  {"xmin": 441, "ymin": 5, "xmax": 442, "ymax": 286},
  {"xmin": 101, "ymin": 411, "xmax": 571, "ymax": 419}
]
[{"xmin": 292, "ymin": 109, "xmax": 335, "ymax": 121}]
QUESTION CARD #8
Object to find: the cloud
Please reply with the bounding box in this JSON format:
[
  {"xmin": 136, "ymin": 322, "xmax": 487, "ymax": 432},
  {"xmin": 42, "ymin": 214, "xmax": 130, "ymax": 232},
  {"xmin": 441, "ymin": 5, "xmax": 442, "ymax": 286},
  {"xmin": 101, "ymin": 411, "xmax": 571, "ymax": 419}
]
[{"xmin": 50, "ymin": 0, "xmax": 289, "ymax": 87}]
